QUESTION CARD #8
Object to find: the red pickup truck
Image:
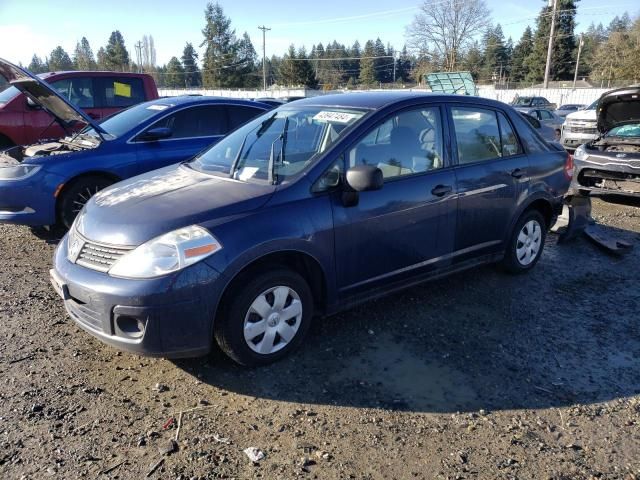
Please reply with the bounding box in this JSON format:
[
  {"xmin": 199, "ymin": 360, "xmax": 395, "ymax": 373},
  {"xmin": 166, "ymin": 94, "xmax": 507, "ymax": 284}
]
[{"xmin": 0, "ymin": 70, "xmax": 158, "ymax": 148}]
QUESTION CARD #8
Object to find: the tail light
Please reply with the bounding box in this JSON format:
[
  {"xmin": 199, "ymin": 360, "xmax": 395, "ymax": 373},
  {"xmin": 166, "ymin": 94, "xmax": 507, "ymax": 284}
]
[{"xmin": 564, "ymin": 153, "xmax": 574, "ymax": 180}]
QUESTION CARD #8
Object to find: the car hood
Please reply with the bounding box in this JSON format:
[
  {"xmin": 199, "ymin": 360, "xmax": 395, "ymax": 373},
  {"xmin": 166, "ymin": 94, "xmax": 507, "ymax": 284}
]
[
  {"xmin": 79, "ymin": 164, "xmax": 276, "ymax": 246},
  {"xmin": 565, "ymin": 109, "xmax": 597, "ymax": 121},
  {"xmin": 597, "ymin": 87, "xmax": 640, "ymax": 133},
  {"xmin": 0, "ymin": 58, "xmax": 104, "ymax": 134}
]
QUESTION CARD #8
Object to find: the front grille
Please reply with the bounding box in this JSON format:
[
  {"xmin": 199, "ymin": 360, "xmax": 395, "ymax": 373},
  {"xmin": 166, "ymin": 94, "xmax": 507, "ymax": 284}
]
[
  {"xmin": 76, "ymin": 240, "xmax": 132, "ymax": 273},
  {"xmin": 565, "ymin": 126, "xmax": 598, "ymax": 134}
]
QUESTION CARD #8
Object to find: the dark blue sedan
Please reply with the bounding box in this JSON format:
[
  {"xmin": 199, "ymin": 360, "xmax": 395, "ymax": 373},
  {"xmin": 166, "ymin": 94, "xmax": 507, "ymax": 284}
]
[
  {"xmin": 52, "ymin": 92, "xmax": 572, "ymax": 365},
  {"xmin": 0, "ymin": 61, "xmax": 269, "ymax": 228}
]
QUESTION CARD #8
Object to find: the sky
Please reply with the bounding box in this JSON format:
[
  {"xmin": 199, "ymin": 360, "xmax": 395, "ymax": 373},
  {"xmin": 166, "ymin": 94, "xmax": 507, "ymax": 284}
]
[{"xmin": 0, "ymin": 0, "xmax": 638, "ymax": 68}]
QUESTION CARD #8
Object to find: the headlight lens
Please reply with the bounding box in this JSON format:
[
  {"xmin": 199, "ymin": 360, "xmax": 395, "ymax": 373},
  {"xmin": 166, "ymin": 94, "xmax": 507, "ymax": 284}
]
[
  {"xmin": 108, "ymin": 225, "xmax": 222, "ymax": 279},
  {"xmin": 0, "ymin": 164, "xmax": 41, "ymax": 180},
  {"xmin": 573, "ymin": 145, "xmax": 588, "ymax": 161}
]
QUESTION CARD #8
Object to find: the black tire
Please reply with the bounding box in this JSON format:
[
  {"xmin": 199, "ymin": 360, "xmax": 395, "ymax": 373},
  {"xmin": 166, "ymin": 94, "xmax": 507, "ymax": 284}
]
[
  {"xmin": 214, "ymin": 268, "xmax": 314, "ymax": 366},
  {"xmin": 58, "ymin": 176, "xmax": 113, "ymax": 229},
  {"xmin": 501, "ymin": 209, "xmax": 547, "ymax": 274}
]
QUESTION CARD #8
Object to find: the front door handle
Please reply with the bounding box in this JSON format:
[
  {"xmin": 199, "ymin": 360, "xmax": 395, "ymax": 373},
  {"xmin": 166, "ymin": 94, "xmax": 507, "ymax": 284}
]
[
  {"xmin": 511, "ymin": 168, "xmax": 524, "ymax": 178},
  {"xmin": 431, "ymin": 184, "xmax": 452, "ymax": 197}
]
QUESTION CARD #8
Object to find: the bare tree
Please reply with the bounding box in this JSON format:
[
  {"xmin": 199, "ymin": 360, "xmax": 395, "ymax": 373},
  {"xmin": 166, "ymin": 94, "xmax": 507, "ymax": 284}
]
[{"xmin": 406, "ymin": 0, "xmax": 491, "ymax": 71}]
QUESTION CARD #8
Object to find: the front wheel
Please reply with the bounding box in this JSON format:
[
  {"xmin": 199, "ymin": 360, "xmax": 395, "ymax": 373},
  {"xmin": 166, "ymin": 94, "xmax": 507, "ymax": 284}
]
[
  {"xmin": 58, "ymin": 176, "xmax": 113, "ymax": 229},
  {"xmin": 214, "ymin": 269, "xmax": 314, "ymax": 366},
  {"xmin": 501, "ymin": 210, "xmax": 547, "ymax": 274}
]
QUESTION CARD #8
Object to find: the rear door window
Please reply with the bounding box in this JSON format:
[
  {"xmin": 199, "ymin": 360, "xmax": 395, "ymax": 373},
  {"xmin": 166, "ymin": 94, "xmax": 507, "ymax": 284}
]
[
  {"xmin": 97, "ymin": 77, "xmax": 145, "ymax": 108},
  {"xmin": 451, "ymin": 107, "xmax": 502, "ymax": 164},
  {"xmin": 49, "ymin": 77, "xmax": 95, "ymax": 108},
  {"xmin": 142, "ymin": 105, "xmax": 228, "ymax": 140}
]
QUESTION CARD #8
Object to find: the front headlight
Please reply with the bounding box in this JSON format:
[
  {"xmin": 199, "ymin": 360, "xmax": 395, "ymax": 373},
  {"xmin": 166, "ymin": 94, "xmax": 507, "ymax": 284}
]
[
  {"xmin": 573, "ymin": 145, "xmax": 588, "ymax": 161},
  {"xmin": 108, "ymin": 225, "xmax": 222, "ymax": 279},
  {"xmin": 0, "ymin": 164, "xmax": 41, "ymax": 180}
]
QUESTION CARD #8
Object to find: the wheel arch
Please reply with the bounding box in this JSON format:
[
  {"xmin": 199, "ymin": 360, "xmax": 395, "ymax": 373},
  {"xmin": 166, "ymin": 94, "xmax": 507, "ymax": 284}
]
[
  {"xmin": 55, "ymin": 171, "xmax": 122, "ymax": 220},
  {"xmin": 214, "ymin": 248, "xmax": 329, "ymax": 328},
  {"xmin": 506, "ymin": 194, "xmax": 555, "ymax": 243}
]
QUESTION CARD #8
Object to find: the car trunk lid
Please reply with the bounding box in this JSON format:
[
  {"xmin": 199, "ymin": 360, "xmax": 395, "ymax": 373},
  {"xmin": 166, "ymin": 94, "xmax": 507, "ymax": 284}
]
[{"xmin": 597, "ymin": 87, "xmax": 640, "ymax": 134}]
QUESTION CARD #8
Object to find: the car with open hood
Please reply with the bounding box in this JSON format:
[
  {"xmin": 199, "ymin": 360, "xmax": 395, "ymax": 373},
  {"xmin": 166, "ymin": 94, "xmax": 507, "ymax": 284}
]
[
  {"xmin": 51, "ymin": 91, "xmax": 571, "ymax": 365},
  {"xmin": 570, "ymin": 87, "xmax": 640, "ymax": 206},
  {"xmin": 0, "ymin": 63, "xmax": 158, "ymax": 149},
  {"xmin": 0, "ymin": 59, "xmax": 270, "ymax": 229}
]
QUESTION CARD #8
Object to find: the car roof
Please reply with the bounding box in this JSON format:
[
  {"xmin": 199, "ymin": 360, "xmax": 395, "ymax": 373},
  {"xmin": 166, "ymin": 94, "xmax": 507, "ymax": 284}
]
[
  {"xmin": 287, "ymin": 91, "xmax": 507, "ymax": 110},
  {"xmin": 143, "ymin": 96, "xmax": 270, "ymax": 108},
  {"xmin": 38, "ymin": 71, "xmax": 152, "ymax": 79}
]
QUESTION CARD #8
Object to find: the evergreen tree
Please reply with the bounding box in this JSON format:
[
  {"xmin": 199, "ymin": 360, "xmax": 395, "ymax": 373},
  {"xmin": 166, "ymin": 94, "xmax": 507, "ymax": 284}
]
[
  {"xmin": 373, "ymin": 38, "xmax": 387, "ymax": 83},
  {"xmin": 234, "ymin": 32, "xmax": 259, "ymax": 87},
  {"xmin": 510, "ymin": 26, "xmax": 534, "ymax": 83},
  {"xmin": 73, "ymin": 37, "xmax": 96, "ymax": 70},
  {"xmin": 481, "ymin": 24, "xmax": 507, "ymax": 82},
  {"xmin": 296, "ymin": 47, "xmax": 318, "ymax": 88},
  {"xmin": 48, "ymin": 46, "xmax": 74, "ymax": 71},
  {"xmin": 164, "ymin": 57, "xmax": 185, "ymax": 88},
  {"xmin": 200, "ymin": 2, "xmax": 237, "ymax": 88},
  {"xmin": 349, "ymin": 41, "xmax": 361, "ymax": 84},
  {"xmin": 181, "ymin": 42, "xmax": 201, "ymax": 87},
  {"xmin": 359, "ymin": 40, "xmax": 376, "ymax": 86},
  {"xmin": 396, "ymin": 45, "xmax": 413, "ymax": 83},
  {"xmin": 279, "ymin": 45, "xmax": 299, "ymax": 86},
  {"xmin": 524, "ymin": 0, "xmax": 578, "ymax": 82},
  {"xmin": 96, "ymin": 47, "xmax": 108, "ymax": 70},
  {"xmin": 578, "ymin": 22, "xmax": 607, "ymax": 78},
  {"xmin": 104, "ymin": 31, "xmax": 130, "ymax": 71},
  {"xmin": 27, "ymin": 54, "xmax": 48, "ymax": 74},
  {"xmin": 462, "ymin": 41, "xmax": 483, "ymax": 80}
]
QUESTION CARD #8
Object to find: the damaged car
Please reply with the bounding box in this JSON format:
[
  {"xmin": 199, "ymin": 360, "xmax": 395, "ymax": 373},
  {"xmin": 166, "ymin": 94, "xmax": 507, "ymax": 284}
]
[
  {"xmin": 0, "ymin": 58, "xmax": 269, "ymax": 229},
  {"xmin": 570, "ymin": 87, "xmax": 640, "ymax": 206}
]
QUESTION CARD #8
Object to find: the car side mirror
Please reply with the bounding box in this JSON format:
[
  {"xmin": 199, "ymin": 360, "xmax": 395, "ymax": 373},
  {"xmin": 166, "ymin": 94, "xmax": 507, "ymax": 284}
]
[
  {"xmin": 345, "ymin": 165, "xmax": 383, "ymax": 192},
  {"xmin": 26, "ymin": 97, "xmax": 42, "ymax": 110},
  {"xmin": 138, "ymin": 127, "xmax": 172, "ymax": 141}
]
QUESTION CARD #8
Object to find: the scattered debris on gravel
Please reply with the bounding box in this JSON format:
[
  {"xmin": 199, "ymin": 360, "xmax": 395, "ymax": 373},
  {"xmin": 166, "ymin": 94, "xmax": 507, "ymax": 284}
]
[{"xmin": 1, "ymin": 199, "xmax": 639, "ymax": 479}]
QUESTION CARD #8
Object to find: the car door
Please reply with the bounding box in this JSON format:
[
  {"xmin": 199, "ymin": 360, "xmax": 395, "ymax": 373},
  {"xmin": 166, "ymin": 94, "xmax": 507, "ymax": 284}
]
[
  {"xmin": 448, "ymin": 105, "xmax": 529, "ymax": 262},
  {"xmin": 330, "ymin": 104, "xmax": 457, "ymax": 296},
  {"xmin": 132, "ymin": 105, "xmax": 229, "ymax": 175}
]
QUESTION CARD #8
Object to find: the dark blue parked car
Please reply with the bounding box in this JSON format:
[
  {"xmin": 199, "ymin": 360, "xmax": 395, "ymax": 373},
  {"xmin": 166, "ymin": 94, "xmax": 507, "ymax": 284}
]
[
  {"xmin": 51, "ymin": 92, "xmax": 572, "ymax": 365},
  {"xmin": 0, "ymin": 59, "xmax": 269, "ymax": 228}
]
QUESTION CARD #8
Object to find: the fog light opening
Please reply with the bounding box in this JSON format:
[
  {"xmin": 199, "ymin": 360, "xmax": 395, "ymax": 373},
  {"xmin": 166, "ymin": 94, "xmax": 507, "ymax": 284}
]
[{"xmin": 115, "ymin": 315, "xmax": 145, "ymax": 339}]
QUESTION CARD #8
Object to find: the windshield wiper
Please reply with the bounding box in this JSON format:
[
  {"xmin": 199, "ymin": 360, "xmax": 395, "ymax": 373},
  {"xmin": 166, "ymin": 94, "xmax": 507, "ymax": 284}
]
[
  {"xmin": 230, "ymin": 113, "xmax": 277, "ymax": 178},
  {"xmin": 268, "ymin": 116, "xmax": 289, "ymax": 185}
]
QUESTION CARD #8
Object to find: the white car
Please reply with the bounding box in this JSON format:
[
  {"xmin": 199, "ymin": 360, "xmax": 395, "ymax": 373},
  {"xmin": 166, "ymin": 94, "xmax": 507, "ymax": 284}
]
[{"xmin": 560, "ymin": 100, "xmax": 598, "ymax": 151}]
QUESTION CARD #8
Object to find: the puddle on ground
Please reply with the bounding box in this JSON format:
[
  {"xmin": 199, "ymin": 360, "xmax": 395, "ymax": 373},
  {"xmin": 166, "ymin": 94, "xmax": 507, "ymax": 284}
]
[{"xmin": 329, "ymin": 333, "xmax": 478, "ymax": 411}]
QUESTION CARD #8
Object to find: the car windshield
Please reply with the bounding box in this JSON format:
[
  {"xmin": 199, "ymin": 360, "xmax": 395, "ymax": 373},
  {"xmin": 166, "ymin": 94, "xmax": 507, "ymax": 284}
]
[
  {"xmin": 607, "ymin": 123, "xmax": 640, "ymax": 137},
  {"xmin": 190, "ymin": 106, "xmax": 367, "ymax": 183},
  {"xmin": 82, "ymin": 101, "xmax": 174, "ymax": 140},
  {"xmin": 513, "ymin": 97, "xmax": 533, "ymax": 106},
  {"xmin": 0, "ymin": 85, "xmax": 19, "ymax": 104},
  {"xmin": 586, "ymin": 100, "xmax": 598, "ymax": 110}
]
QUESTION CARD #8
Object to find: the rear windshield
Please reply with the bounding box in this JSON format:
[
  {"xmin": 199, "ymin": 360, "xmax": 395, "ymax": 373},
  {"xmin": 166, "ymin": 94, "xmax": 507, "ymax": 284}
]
[
  {"xmin": 513, "ymin": 97, "xmax": 533, "ymax": 106},
  {"xmin": 83, "ymin": 101, "xmax": 174, "ymax": 139}
]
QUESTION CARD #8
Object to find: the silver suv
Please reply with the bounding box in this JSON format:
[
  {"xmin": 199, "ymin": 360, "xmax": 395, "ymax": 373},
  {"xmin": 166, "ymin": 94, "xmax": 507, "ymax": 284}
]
[{"xmin": 560, "ymin": 100, "xmax": 598, "ymax": 151}]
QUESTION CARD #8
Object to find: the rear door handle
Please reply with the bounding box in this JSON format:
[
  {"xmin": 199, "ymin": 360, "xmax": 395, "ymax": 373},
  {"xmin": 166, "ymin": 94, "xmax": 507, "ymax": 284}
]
[
  {"xmin": 431, "ymin": 184, "xmax": 452, "ymax": 197},
  {"xmin": 511, "ymin": 168, "xmax": 525, "ymax": 178}
]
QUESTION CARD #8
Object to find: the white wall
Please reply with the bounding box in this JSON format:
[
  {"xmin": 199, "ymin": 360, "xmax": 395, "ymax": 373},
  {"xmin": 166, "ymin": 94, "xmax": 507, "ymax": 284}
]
[{"xmin": 158, "ymin": 86, "xmax": 608, "ymax": 107}]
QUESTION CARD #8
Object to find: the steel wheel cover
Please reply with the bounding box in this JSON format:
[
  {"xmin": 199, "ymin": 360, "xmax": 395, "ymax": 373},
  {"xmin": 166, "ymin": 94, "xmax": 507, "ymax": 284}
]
[
  {"xmin": 515, "ymin": 219, "xmax": 542, "ymax": 266},
  {"xmin": 243, "ymin": 285, "xmax": 303, "ymax": 355}
]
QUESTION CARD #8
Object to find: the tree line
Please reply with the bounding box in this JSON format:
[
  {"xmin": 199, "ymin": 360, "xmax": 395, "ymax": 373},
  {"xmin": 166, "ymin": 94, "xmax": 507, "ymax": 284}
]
[{"xmin": 18, "ymin": 1, "xmax": 640, "ymax": 90}]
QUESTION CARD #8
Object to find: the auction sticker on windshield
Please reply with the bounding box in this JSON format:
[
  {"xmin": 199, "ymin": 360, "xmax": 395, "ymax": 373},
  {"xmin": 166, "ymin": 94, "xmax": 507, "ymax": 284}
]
[{"xmin": 313, "ymin": 111, "xmax": 360, "ymax": 124}]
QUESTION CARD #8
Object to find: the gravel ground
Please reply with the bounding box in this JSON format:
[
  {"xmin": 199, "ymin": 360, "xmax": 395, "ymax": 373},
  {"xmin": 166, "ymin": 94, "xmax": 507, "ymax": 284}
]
[{"xmin": 1, "ymin": 199, "xmax": 639, "ymax": 480}]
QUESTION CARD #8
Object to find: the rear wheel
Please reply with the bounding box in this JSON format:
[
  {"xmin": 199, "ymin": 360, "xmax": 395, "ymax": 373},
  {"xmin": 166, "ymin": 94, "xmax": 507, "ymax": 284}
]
[
  {"xmin": 501, "ymin": 210, "xmax": 547, "ymax": 274},
  {"xmin": 58, "ymin": 176, "xmax": 113, "ymax": 229},
  {"xmin": 214, "ymin": 268, "xmax": 313, "ymax": 366}
]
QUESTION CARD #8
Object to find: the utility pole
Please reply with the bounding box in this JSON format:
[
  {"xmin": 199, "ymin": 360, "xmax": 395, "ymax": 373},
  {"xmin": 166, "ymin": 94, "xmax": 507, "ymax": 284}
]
[
  {"xmin": 573, "ymin": 34, "xmax": 584, "ymax": 89},
  {"xmin": 258, "ymin": 25, "xmax": 271, "ymax": 92},
  {"xmin": 543, "ymin": 0, "xmax": 558, "ymax": 89},
  {"xmin": 134, "ymin": 41, "xmax": 143, "ymax": 73}
]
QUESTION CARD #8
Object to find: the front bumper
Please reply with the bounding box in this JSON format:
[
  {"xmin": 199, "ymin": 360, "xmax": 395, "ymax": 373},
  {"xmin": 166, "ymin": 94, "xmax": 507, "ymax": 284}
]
[
  {"xmin": 570, "ymin": 155, "xmax": 640, "ymax": 205},
  {"xmin": 0, "ymin": 174, "xmax": 59, "ymax": 226},
  {"xmin": 52, "ymin": 237, "xmax": 225, "ymax": 357},
  {"xmin": 561, "ymin": 129, "xmax": 598, "ymax": 150}
]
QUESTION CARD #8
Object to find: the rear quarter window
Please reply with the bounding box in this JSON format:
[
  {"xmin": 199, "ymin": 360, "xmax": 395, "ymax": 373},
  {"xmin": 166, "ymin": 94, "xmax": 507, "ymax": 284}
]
[
  {"xmin": 509, "ymin": 111, "xmax": 551, "ymax": 153},
  {"xmin": 97, "ymin": 77, "xmax": 146, "ymax": 108}
]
